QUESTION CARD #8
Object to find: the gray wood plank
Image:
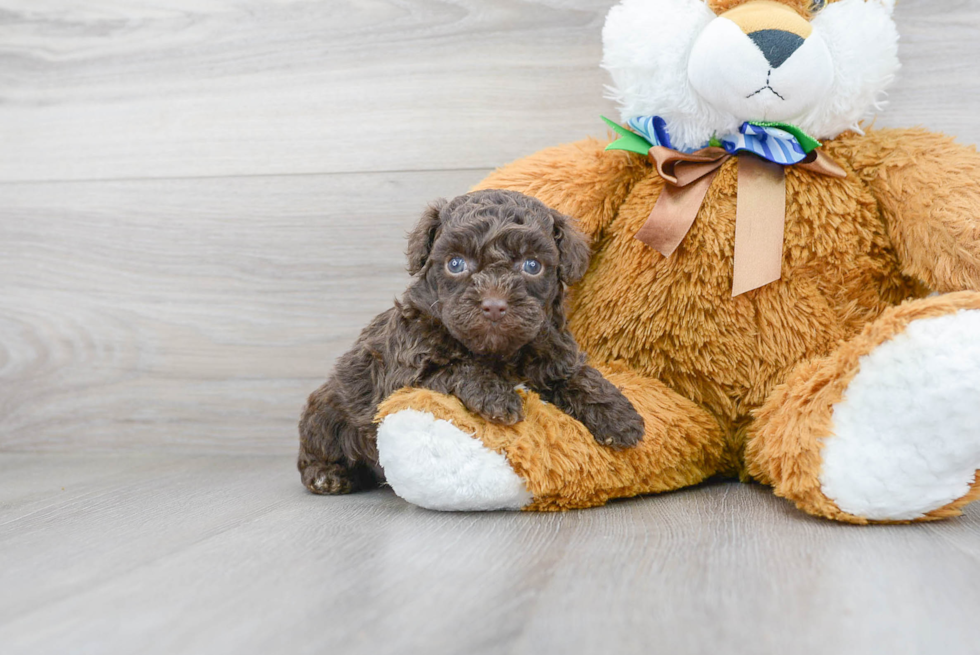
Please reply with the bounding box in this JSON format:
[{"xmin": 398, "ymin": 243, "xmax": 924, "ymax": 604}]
[
  {"xmin": 0, "ymin": 453, "xmax": 295, "ymax": 622},
  {"xmin": 3, "ymin": 1, "xmax": 980, "ymax": 453},
  {"xmin": 0, "ymin": 0, "xmax": 977, "ymax": 182},
  {"xmin": 0, "ymin": 169, "xmax": 488, "ymax": 453},
  {"xmin": 0, "ymin": 0, "xmax": 617, "ymax": 181},
  {"xmin": 1, "ymin": 454, "xmax": 979, "ymax": 655}
]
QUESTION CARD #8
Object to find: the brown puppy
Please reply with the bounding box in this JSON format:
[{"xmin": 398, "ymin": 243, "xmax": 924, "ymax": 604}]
[{"xmin": 298, "ymin": 189, "xmax": 645, "ymax": 495}]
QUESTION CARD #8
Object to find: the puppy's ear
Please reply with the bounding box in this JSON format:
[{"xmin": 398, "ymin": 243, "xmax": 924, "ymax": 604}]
[
  {"xmin": 551, "ymin": 210, "xmax": 591, "ymax": 285},
  {"xmin": 406, "ymin": 199, "xmax": 447, "ymax": 276}
]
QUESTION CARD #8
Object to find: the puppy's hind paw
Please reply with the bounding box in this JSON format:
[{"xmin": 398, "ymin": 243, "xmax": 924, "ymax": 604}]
[{"xmin": 301, "ymin": 462, "xmax": 375, "ymax": 495}]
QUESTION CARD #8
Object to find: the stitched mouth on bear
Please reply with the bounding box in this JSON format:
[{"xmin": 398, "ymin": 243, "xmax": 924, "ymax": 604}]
[{"xmin": 747, "ymin": 81, "xmax": 785, "ymax": 101}]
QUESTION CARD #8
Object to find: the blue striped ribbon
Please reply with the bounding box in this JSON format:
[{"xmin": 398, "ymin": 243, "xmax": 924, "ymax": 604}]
[{"xmin": 627, "ymin": 117, "xmax": 809, "ymax": 166}]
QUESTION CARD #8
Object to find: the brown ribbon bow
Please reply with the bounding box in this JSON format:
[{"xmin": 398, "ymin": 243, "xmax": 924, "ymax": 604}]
[{"xmin": 635, "ymin": 145, "xmax": 847, "ymax": 296}]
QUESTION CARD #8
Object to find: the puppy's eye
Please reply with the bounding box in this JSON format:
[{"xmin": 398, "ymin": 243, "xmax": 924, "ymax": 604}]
[
  {"xmin": 521, "ymin": 259, "xmax": 543, "ymax": 276},
  {"xmin": 446, "ymin": 256, "xmax": 468, "ymax": 275},
  {"xmin": 810, "ymin": 0, "xmax": 827, "ymax": 13}
]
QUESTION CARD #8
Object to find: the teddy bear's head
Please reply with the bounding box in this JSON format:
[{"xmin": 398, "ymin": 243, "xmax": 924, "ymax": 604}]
[{"xmin": 602, "ymin": 0, "xmax": 899, "ymax": 151}]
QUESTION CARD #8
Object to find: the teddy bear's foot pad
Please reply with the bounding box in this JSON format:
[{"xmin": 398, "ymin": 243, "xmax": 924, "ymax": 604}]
[
  {"xmin": 376, "ymin": 409, "xmax": 533, "ymax": 511},
  {"xmin": 820, "ymin": 309, "xmax": 980, "ymax": 521}
]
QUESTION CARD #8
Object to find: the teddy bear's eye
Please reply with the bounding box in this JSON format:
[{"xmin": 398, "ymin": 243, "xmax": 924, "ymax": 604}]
[
  {"xmin": 446, "ymin": 256, "xmax": 468, "ymax": 275},
  {"xmin": 810, "ymin": 0, "xmax": 827, "ymax": 13},
  {"xmin": 522, "ymin": 259, "xmax": 543, "ymax": 276}
]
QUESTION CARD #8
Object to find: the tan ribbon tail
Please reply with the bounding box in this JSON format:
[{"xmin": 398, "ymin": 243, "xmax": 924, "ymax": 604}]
[
  {"xmin": 732, "ymin": 154, "xmax": 786, "ymax": 297},
  {"xmin": 636, "ymin": 169, "xmax": 722, "ymax": 256},
  {"xmin": 634, "ymin": 144, "xmax": 844, "ymax": 292},
  {"xmin": 636, "ymin": 147, "xmax": 730, "ymax": 257},
  {"xmin": 799, "ymin": 149, "xmax": 848, "ymax": 179}
]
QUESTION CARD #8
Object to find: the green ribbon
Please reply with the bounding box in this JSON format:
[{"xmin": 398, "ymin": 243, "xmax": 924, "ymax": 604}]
[
  {"xmin": 600, "ymin": 116, "xmax": 823, "ymax": 156},
  {"xmin": 747, "ymin": 121, "xmax": 822, "ymax": 154},
  {"xmin": 601, "ymin": 116, "xmax": 654, "ymax": 155}
]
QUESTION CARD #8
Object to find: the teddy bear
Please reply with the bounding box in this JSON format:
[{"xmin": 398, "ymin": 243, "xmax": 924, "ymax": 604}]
[{"xmin": 372, "ymin": 0, "xmax": 980, "ymax": 523}]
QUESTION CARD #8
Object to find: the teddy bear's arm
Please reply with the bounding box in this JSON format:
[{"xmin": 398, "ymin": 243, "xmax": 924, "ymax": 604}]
[
  {"xmin": 471, "ymin": 137, "xmax": 648, "ymax": 240},
  {"xmin": 846, "ymin": 128, "xmax": 980, "ymax": 293}
]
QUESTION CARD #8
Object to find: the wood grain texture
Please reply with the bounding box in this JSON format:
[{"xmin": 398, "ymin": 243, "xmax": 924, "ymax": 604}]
[
  {"xmin": 3, "ymin": 6, "xmax": 980, "ymax": 653},
  {"xmin": 0, "ymin": 0, "xmax": 616, "ymax": 181},
  {"xmin": 0, "ymin": 0, "xmax": 978, "ymax": 182},
  {"xmin": 1, "ymin": 0, "xmax": 979, "ymax": 454},
  {"xmin": 2, "ymin": 453, "xmax": 980, "ymax": 655},
  {"xmin": 0, "ymin": 170, "xmax": 487, "ymax": 452}
]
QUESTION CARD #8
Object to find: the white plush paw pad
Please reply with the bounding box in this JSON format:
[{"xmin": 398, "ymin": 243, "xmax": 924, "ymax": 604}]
[
  {"xmin": 376, "ymin": 409, "xmax": 533, "ymax": 511},
  {"xmin": 820, "ymin": 310, "xmax": 980, "ymax": 520}
]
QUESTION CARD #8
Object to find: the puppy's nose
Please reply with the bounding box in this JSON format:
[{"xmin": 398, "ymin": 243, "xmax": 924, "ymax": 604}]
[
  {"xmin": 481, "ymin": 298, "xmax": 508, "ymax": 322},
  {"xmin": 748, "ymin": 29, "xmax": 804, "ymax": 69}
]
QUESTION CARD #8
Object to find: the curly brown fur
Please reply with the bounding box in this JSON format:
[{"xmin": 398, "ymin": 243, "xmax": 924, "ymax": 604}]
[{"xmin": 298, "ymin": 189, "xmax": 645, "ymax": 495}]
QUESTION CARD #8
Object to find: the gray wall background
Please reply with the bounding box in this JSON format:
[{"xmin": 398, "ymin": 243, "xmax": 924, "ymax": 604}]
[{"xmin": 2, "ymin": 0, "xmax": 979, "ymax": 454}]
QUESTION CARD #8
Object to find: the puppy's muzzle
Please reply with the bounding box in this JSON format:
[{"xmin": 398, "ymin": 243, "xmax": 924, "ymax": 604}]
[{"xmin": 480, "ymin": 295, "xmax": 508, "ymax": 323}]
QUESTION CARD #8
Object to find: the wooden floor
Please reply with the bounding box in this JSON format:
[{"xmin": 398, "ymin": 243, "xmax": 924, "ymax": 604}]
[
  {"xmin": 3, "ymin": 1, "xmax": 980, "ymax": 652},
  {"xmin": 3, "ymin": 453, "xmax": 980, "ymax": 655}
]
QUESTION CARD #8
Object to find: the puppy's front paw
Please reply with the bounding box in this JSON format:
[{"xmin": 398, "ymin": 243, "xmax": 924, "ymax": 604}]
[
  {"xmin": 588, "ymin": 399, "xmax": 645, "ymax": 449},
  {"xmin": 462, "ymin": 389, "xmax": 525, "ymax": 426}
]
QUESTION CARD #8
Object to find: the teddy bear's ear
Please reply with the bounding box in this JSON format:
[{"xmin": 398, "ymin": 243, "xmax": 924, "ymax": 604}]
[
  {"xmin": 551, "ymin": 210, "xmax": 592, "ymax": 285},
  {"xmin": 406, "ymin": 199, "xmax": 448, "ymax": 276}
]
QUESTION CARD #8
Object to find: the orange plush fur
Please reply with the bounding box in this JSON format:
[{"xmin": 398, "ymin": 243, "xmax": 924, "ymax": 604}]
[
  {"xmin": 376, "ymin": 0, "xmax": 980, "ymax": 521},
  {"xmin": 377, "ymin": 128, "xmax": 980, "ymax": 521}
]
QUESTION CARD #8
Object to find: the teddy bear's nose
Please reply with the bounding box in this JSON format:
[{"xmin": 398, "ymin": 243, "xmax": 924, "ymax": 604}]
[
  {"xmin": 748, "ymin": 29, "xmax": 805, "ymax": 69},
  {"xmin": 481, "ymin": 297, "xmax": 508, "ymax": 322},
  {"xmin": 721, "ymin": 0, "xmax": 812, "ymax": 69}
]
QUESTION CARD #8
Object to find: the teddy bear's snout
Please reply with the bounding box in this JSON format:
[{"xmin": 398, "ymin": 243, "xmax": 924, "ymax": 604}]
[
  {"xmin": 686, "ymin": 0, "xmax": 833, "ymax": 125},
  {"xmin": 747, "ymin": 30, "xmax": 804, "ymax": 69},
  {"xmin": 721, "ymin": 0, "xmax": 812, "ymax": 69}
]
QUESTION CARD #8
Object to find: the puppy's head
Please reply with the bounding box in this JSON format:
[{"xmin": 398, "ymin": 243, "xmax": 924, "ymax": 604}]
[{"xmin": 406, "ymin": 190, "xmax": 590, "ymax": 357}]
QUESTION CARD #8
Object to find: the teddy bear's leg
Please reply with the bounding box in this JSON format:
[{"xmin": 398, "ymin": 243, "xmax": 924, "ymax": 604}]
[
  {"xmin": 375, "ymin": 366, "xmax": 727, "ymax": 511},
  {"xmin": 745, "ymin": 292, "xmax": 980, "ymax": 524}
]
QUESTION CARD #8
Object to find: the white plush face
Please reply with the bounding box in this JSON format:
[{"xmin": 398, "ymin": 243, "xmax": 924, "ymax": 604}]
[{"xmin": 602, "ymin": 0, "xmax": 899, "ymax": 150}]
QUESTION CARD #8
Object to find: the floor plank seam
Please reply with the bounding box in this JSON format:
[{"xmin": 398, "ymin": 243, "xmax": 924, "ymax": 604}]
[{"xmin": 0, "ymin": 166, "xmax": 499, "ymax": 187}]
